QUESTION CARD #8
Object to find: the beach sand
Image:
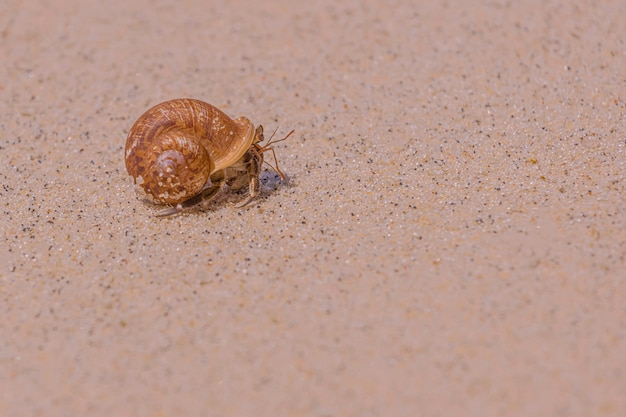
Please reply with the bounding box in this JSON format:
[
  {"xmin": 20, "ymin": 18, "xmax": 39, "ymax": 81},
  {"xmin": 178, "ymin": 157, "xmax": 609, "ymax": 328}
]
[{"xmin": 1, "ymin": 1, "xmax": 625, "ymax": 416}]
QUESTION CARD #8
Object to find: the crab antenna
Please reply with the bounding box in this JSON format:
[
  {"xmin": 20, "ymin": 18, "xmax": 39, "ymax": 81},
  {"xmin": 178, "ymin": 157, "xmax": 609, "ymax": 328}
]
[
  {"xmin": 266, "ymin": 126, "xmax": 279, "ymax": 142},
  {"xmin": 265, "ymin": 129, "xmax": 294, "ymax": 147},
  {"xmin": 259, "ymin": 129, "xmax": 295, "ymax": 181}
]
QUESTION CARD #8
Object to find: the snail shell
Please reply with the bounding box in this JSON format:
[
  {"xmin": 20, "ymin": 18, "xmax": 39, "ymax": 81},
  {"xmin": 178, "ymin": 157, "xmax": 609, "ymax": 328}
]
[{"xmin": 125, "ymin": 98, "xmax": 256, "ymax": 204}]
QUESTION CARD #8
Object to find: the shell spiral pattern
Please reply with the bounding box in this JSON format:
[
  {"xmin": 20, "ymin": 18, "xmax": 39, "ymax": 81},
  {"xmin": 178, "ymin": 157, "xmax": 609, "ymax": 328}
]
[{"xmin": 125, "ymin": 98, "xmax": 254, "ymax": 204}]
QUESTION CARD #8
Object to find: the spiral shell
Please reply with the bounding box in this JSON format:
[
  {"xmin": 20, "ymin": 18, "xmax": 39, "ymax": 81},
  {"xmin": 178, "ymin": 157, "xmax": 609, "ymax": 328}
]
[{"xmin": 125, "ymin": 98, "xmax": 255, "ymax": 204}]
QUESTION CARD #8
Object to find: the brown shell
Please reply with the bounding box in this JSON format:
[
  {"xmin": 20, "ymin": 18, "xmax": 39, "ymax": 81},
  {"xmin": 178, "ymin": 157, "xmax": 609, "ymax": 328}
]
[{"xmin": 125, "ymin": 98, "xmax": 254, "ymax": 204}]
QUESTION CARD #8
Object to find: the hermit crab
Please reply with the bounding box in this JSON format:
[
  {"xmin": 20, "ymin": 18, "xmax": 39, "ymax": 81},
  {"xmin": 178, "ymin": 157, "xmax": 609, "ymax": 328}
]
[{"xmin": 124, "ymin": 98, "xmax": 292, "ymax": 216}]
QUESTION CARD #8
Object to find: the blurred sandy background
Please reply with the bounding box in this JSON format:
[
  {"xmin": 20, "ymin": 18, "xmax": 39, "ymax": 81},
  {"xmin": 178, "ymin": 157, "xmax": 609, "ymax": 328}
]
[{"xmin": 1, "ymin": 0, "xmax": 625, "ymax": 416}]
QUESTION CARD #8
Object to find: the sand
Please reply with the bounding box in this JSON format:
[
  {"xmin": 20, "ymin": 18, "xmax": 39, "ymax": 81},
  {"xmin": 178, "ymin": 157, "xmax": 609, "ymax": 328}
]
[{"xmin": 1, "ymin": 0, "xmax": 625, "ymax": 416}]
